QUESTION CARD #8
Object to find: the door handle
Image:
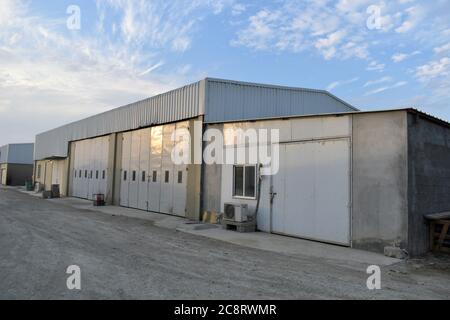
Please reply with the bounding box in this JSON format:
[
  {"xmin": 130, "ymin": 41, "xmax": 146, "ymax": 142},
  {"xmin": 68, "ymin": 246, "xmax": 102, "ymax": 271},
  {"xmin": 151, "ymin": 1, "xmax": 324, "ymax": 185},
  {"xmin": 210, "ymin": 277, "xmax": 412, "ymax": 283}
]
[{"xmin": 270, "ymin": 192, "xmax": 277, "ymax": 204}]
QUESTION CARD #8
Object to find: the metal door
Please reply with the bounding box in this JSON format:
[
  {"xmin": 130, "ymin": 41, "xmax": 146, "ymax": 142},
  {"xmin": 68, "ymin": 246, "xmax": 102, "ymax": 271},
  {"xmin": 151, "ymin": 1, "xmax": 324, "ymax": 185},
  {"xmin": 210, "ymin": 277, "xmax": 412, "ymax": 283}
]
[
  {"xmin": 87, "ymin": 138, "xmax": 95, "ymax": 200},
  {"xmin": 172, "ymin": 121, "xmax": 188, "ymax": 217},
  {"xmin": 271, "ymin": 138, "xmax": 351, "ymax": 245},
  {"xmin": 159, "ymin": 124, "xmax": 175, "ymax": 214},
  {"xmin": 120, "ymin": 132, "xmax": 132, "ymax": 207},
  {"xmin": 127, "ymin": 130, "xmax": 141, "ymax": 209},
  {"xmin": 98, "ymin": 136, "xmax": 109, "ymax": 197},
  {"xmin": 138, "ymin": 129, "xmax": 151, "ymax": 211},
  {"xmin": 148, "ymin": 126, "xmax": 162, "ymax": 212}
]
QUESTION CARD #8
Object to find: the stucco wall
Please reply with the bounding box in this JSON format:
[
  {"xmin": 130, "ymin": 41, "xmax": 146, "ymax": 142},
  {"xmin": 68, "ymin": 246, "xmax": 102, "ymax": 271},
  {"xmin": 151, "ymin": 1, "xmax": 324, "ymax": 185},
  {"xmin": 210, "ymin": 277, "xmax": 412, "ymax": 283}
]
[
  {"xmin": 352, "ymin": 111, "xmax": 409, "ymax": 252},
  {"xmin": 407, "ymin": 113, "xmax": 450, "ymax": 255}
]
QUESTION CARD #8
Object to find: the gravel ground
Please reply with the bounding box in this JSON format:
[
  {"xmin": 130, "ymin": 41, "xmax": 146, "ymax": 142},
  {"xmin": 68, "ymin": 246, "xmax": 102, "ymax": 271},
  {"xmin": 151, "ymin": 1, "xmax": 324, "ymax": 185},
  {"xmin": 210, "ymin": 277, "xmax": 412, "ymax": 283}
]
[{"xmin": 0, "ymin": 187, "xmax": 449, "ymax": 300}]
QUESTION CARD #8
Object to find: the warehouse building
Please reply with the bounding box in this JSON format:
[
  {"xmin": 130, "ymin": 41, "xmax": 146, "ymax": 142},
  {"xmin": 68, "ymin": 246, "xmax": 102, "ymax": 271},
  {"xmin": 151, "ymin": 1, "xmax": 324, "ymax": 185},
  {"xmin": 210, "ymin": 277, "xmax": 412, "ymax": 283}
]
[
  {"xmin": 0, "ymin": 143, "xmax": 34, "ymax": 186},
  {"xmin": 34, "ymin": 78, "xmax": 450, "ymax": 256}
]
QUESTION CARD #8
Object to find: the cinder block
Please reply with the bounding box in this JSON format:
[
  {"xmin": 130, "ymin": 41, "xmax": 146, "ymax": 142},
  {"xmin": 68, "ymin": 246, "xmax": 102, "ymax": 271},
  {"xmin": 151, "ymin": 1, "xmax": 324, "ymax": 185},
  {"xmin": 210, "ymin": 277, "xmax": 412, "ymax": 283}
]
[{"xmin": 384, "ymin": 246, "xmax": 408, "ymax": 259}]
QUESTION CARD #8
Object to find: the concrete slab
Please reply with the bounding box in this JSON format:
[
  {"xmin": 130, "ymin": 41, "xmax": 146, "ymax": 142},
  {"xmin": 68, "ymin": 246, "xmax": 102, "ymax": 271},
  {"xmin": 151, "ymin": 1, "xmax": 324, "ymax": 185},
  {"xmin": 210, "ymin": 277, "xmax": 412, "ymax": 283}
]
[{"xmin": 15, "ymin": 188, "xmax": 401, "ymax": 268}]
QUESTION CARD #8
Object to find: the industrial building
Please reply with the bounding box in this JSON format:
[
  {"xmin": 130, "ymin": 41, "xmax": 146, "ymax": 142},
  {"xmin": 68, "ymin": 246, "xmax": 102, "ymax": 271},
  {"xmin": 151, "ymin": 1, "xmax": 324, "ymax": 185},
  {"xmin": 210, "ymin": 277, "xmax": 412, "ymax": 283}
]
[
  {"xmin": 34, "ymin": 78, "xmax": 450, "ymax": 256},
  {"xmin": 0, "ymin": 143, "xmax": 34, "ymax": 186}
]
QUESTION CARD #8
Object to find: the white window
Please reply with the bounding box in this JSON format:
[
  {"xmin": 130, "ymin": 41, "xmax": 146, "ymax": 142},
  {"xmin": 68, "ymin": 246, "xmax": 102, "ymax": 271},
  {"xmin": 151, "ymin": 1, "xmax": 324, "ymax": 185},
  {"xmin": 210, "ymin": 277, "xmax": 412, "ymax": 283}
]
[{"xmin": 233, "ymin": 165, "xmax": 256, "ymax": 198}]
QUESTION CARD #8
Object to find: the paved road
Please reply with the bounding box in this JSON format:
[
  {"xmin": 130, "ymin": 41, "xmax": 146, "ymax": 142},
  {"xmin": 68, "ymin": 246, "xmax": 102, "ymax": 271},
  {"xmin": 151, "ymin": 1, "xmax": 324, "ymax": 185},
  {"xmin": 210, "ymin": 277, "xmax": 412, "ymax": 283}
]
[{"xmin": 1, "ymin": 187, "xmax": 449, "ymax": 299}]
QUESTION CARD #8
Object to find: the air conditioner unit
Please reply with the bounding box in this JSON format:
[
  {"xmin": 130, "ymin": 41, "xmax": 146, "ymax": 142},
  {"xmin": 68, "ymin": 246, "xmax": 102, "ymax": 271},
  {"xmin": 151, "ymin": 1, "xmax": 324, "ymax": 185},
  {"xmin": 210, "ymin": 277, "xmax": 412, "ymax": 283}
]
[{"xmin": 223, "ymin": 203, "xmax": 249, "ymax": 222}]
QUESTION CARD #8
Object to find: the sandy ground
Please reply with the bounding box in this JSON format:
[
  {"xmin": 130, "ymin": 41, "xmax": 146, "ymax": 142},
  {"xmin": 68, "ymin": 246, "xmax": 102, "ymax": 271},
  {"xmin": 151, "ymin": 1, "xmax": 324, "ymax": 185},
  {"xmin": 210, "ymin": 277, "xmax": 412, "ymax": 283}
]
[{"xmin": 0, "ymin": 187, "xmax": 449, "ymax": 300}]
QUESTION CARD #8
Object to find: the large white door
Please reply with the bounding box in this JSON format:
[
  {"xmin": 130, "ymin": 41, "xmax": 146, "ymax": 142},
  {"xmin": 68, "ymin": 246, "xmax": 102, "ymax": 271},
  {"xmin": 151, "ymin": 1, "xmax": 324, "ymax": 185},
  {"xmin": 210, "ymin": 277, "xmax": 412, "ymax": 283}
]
[
  {"xmin": 128, "ymin": 130, "xmax": 141, "ymax": 208},
  {"xmin": 148, "ymin": 126, "xmax": 162, "ymax": 212},
  {"xmin": 71, "ymin": 137, "xmax": 109, "ymax": 200},
  {"xmin": 120, "ymin": 132, "xmax": 132, "ymax": 207},
  {"xmin": 271, "ymin": 138, "xmax": 350, "ymax": 245},
  {"xmin": 172, "ymin": 121, "xmax": 188, "ymax": 216},
  {"xmin": 138, "ymin": 129, "xmax": 150, "ymax": 211},
  {"xmin": 81, "ymin": 140, "xmax": 89, "ymax": 199},
  {"xmin": 117, "ymin": 123, "xmax": 188, "ymax": 217},
  {"xmin": 160, "ymin": 124, "xmax": 175, "ymax": 214}
]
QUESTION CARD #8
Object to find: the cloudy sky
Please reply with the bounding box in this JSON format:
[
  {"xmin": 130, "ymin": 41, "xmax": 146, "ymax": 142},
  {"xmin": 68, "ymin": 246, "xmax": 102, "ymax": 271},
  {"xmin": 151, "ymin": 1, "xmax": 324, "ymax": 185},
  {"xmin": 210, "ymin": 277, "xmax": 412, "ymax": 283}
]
[{"xmin": 0, "ymin": 0, "xmax": 449, "ymax": 146}]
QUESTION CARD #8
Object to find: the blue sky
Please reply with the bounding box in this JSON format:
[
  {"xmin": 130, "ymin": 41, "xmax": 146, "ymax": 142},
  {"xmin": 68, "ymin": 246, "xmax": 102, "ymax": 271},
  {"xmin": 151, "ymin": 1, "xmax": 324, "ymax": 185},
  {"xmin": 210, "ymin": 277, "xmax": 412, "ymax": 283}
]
[{"xmin": 0, "ymin": 0, "xmax": 449, "ymax": 146}]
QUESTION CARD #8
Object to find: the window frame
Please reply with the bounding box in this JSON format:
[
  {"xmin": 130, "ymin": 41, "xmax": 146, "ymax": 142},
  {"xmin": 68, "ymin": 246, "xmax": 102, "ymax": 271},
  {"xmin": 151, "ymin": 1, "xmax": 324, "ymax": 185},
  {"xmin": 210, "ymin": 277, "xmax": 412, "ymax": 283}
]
[
  {"xmin": 164, "ymin": 170, "xmax": 170, "ymax": 183},
  {"xmin": 232, "ymin": 165, "xmax": 257, "ymax": 200}
]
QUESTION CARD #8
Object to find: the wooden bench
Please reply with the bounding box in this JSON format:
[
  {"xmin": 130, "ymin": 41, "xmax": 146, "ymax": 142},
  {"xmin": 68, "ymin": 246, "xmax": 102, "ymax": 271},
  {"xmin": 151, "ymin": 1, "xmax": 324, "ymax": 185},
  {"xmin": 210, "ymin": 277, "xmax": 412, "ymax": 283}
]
[{"xmin": 424, "ymin": 212, "xmax": 450, "ymax": 253}]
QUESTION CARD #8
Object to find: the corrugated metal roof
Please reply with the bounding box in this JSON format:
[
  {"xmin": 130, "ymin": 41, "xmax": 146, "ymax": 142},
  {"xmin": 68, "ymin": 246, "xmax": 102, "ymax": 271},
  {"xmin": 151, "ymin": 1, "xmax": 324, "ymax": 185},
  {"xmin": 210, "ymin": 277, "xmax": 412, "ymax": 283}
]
[
  {"xmin": 34, "ymin": 78, "xmax": 357, "ymax": 160},
  {"xmin": 0, "ymin": 143, "xmax": 34, "ymax": 165},
  {"xmin": 35, "ymin": 80, "xmax": 206, "ymax": 160}
]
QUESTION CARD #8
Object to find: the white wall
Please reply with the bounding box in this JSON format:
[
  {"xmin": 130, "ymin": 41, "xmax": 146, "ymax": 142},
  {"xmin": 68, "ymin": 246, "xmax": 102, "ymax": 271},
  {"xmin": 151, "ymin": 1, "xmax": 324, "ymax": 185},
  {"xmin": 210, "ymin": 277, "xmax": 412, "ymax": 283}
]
[{"xmin": 218, "ymin": 115, "xmax": 351, "ymax": 232}]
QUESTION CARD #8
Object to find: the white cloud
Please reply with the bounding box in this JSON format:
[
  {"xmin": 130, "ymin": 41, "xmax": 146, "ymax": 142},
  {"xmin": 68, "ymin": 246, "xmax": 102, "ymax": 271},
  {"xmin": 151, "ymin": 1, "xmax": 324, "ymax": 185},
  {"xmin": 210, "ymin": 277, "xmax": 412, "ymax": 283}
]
[
  {"xmin": 231, "ymin": 0, "xmax": 446, "ymax": 71},
  {"xmin": 365, "ymin": 81, "xmax": 407, "ymax": 95},
  {"xmin": 326, "ymin": 77, "xmax": 359, "ymax": 91},
  {"xmin": 395, "ymin": 5, "xmax": 424, "ymax": 33},
  {"xmin": 315, "ymin": 30, "xmax": 347, "ymax": 60},
  {"xmin": 391, "ymin": 50, "xmax": 420, "ymax": 62},
  {"xmin": 415, "ymin": 58, "xmax": 450, "ymax": 82},
  {"xmin": 0, "ymin": 0, "xmax": 230, "ymax": 146},
  {"xmin": 434, "ymin": 42, "xmax": 450, "ymax": 54},
  {"xmin": 364, "ymin": 76, "xmax": 393, "ymax": 87},
  {"xmin": 139, "ymin": 61, "xmax": 165, "ymax": 76},
  {"xmin": 392, "ymin": 53, "xmax": 408, "ymax": 62},
  {"xmin": 366, "ymin": 61, "xmax": 385, "ymax": 72},
  {"xmin": 232, "ymin": 4, "xmax": 246, "ymax": 16}
]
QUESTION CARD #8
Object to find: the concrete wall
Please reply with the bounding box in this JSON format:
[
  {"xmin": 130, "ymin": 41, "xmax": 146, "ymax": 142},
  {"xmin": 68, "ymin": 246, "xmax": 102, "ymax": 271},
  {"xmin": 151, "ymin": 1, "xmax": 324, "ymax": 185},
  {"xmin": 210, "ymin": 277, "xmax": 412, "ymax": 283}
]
[
  {"xmin": 407, "ymin": 113, "xmax": 450, "ymax": 255},
  {"xmin": 0, "ymin": 163, "xmax": 7, "ymax": 185},
  {"xmin": 352, "ymin": 111, "xmax": 409, "ymax": 252}
]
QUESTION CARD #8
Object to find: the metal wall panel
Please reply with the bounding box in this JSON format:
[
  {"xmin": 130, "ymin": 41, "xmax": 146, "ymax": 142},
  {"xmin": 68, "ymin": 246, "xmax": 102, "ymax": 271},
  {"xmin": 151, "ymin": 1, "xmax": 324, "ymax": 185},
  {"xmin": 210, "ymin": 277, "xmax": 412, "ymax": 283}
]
[
  {"xmin": 35, "ymin": 78, "xmax": 357, "ymax": 161},
  {"xmin": 35, "ymin": 81, "xmax": 205, "ymax": 160},
  {"xmin": 0, "ymin": 145, "xmax": 8, "ymax": 164},
  {"xmin": 0, "ymin": 144, "xmax": 34, "ymax": 164},
  {"xmin": 204, "ymin": 78, "xmax": 357, "ymax": 123}
]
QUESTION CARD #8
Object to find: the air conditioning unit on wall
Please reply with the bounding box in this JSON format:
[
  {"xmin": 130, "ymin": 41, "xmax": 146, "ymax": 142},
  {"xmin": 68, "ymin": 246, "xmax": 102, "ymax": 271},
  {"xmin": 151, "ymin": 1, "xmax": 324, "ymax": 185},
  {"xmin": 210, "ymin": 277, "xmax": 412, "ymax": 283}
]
[{"xmin": 224, "ymin": 203, "xmax": 249, "ymax": 222}]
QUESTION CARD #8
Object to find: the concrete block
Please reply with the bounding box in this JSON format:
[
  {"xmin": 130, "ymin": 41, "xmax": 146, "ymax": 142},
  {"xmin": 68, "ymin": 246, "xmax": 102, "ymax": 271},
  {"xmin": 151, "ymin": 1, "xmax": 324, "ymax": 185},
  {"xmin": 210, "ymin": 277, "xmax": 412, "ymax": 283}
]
[{"xmin": 384, "ymin": 246, "xmax": 408, "ymax": 259}]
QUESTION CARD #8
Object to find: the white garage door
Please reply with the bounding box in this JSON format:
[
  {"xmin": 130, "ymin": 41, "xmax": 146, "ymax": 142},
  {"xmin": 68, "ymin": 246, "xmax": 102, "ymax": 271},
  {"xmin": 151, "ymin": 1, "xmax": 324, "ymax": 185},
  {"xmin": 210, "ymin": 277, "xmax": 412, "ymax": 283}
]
[
  {"xmin": 271, "ymin": 138, "xmax": 350, "ymax": 245},
  {"xmin": 119, "ymin": 123, "xmax": 187, "ymax": 217},
  {"xmin": 71, "ymin": 136, "xmax": 109, "ymax": 200}
]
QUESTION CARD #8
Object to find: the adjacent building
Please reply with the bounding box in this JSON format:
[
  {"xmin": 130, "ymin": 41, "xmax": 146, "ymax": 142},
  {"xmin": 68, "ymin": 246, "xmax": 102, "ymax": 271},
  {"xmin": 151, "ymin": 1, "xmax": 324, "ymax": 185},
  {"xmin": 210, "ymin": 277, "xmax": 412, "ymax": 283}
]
[
  {"xmin": 0, "ymin": 143, "xmax": 34, "ymax": 186},
  {"xmin": 33, "ymin": 78, "xmax": 450, "ymax": 256}
]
